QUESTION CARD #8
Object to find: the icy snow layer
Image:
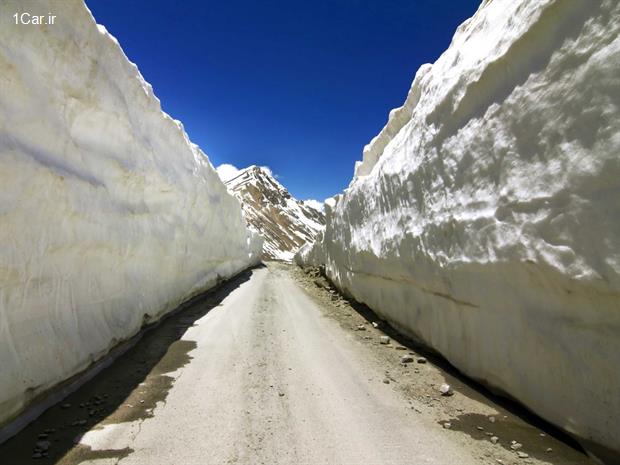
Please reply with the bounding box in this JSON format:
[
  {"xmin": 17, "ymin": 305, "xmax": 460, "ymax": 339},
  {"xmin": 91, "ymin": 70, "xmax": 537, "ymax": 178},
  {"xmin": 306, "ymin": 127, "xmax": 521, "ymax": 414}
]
[
  {"xmin": 0, "ymin": 0, "xmax": 261, "ymax": 427},
  {"xmin": 298, "ymin": 0, "xmax": 620, "ymax": 460},
  {"xmin": 226, "ymin": 166, "xmax": 325, "ymax": 261}
]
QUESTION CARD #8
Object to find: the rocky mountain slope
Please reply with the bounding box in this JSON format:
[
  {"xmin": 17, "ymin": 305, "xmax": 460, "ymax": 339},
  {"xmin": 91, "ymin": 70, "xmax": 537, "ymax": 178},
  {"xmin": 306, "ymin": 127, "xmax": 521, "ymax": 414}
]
[
  {"xmin": 226, "ymin": 166, "xmax": 324, "ymax": 261},
  {"xmin": 297, "ymin": 0, "xmax": 620, "ymax": 461},
  {"xmin": 0, "ymin": 0, "xmax": 261, "ymax": 429}
]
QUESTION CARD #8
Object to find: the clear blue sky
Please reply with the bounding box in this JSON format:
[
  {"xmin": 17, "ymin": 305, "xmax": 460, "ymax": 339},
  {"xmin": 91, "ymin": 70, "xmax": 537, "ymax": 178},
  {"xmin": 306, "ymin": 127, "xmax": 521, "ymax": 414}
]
[{"xmin": 86, "ymin": 0, "xmax": 480, "ymax": 201}]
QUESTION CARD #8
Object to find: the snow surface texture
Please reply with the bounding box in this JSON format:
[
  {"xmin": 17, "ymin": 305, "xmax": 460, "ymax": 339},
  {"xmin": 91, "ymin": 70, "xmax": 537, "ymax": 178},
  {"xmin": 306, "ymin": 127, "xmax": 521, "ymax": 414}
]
[
  {"xmin": 226, "ymin": 166, "xmax": 324, "ymax": 261},
  {"xmin": 298, "ymin": 0, "xmax": 620, "ymax": 460},
  {"xmin": 0, "ymin": 0, "xmax": 261, "ymax": 427}
]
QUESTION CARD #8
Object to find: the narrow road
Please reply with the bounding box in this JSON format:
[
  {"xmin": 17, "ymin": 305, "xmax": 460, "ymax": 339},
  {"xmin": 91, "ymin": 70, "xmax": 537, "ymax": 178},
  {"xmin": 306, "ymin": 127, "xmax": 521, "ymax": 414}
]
[{"xmin": 1, "ymin": 263, "xmax": 592, "ymax": 465}]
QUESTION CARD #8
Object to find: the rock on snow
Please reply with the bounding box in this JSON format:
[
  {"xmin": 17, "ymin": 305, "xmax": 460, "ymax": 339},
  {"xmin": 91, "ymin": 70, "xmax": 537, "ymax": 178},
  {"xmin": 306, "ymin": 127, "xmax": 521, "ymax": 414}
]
[
  {"xmin": 297, "ymin": 0, "xmax": 620, "ymax": 459},
  {"xmin": 0, "ymin": 0, "xmax": 261, "ymax": 427}
]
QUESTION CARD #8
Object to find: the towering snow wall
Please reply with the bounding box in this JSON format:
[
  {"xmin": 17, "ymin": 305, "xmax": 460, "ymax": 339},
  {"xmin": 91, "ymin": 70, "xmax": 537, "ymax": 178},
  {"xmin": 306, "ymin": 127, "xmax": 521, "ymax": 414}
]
[
  {"xmin": 0, "ymin": 0, "xmax": 261, "ymax": 428},
  {"xmin": 298, "ymin": 0, "xmax": 620, "ymax": 460}
]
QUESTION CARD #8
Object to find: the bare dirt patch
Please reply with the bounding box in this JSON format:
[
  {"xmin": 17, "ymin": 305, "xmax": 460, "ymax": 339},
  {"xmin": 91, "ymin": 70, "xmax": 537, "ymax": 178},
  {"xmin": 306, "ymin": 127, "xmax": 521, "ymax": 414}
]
[{"xmin": 287, "ymin": 262, "xmax": 594, "ymax": 465}]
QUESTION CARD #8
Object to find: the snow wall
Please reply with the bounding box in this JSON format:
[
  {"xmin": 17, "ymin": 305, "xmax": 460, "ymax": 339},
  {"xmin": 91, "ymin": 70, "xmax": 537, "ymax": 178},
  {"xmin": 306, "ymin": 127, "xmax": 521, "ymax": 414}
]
[
  {"xmin": 0, "ymin": 0, "xmax": 262, "ymax": 428},
  {"xmin": 297, "ymin": 0, "xmax": 620, "ymax": 460}
]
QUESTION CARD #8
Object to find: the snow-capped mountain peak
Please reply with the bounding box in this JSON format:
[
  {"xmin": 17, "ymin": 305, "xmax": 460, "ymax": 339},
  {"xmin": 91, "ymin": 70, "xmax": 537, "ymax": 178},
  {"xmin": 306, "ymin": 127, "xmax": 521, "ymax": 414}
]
[{"xmin": 225, "ymin": 166, "xmax": 325, "ymax": 261}]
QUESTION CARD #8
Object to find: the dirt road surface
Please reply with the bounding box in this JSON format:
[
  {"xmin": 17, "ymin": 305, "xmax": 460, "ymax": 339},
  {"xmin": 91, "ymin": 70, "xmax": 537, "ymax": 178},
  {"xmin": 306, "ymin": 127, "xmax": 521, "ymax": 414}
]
[{"xmin": 0, "ymin": 263, "xmax": 593, "ymax": 465}]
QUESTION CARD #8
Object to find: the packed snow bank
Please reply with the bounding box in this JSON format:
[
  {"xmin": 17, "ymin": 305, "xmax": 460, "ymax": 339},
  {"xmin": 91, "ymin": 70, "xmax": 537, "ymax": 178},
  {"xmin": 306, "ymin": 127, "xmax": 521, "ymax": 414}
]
[
  {"xmin": 0, "ymin": 0, "xmax": 261, "ymax": 428},
  {"xmin": 298, "ymin": 0, "xmax": 620, "ymax": 460}
]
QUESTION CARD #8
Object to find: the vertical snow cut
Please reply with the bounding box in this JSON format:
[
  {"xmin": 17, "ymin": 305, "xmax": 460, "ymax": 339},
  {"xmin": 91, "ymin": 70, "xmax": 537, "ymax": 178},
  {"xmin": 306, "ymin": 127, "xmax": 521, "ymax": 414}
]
[
  {"xmin": 298, "ymin": 0, "xmax": 620, "ymax": 461},
  {"xmin": 0, "ymin": 0, "xmax": 261, "ymax": 428}
]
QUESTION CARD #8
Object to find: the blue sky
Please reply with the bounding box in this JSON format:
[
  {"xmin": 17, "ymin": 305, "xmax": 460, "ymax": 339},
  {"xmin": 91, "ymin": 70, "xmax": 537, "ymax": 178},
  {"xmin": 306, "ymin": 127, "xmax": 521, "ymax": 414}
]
[{"xmin": 86, "ymin": 0, "xmax": 480, "ymax": 202}]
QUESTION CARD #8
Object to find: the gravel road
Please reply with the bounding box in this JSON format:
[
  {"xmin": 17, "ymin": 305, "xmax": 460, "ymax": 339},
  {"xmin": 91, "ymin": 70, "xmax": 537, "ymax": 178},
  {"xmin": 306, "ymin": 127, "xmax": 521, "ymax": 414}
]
[{"xmin": 0, "ymin": 263, "xmax": 593, "ymax": 465}]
